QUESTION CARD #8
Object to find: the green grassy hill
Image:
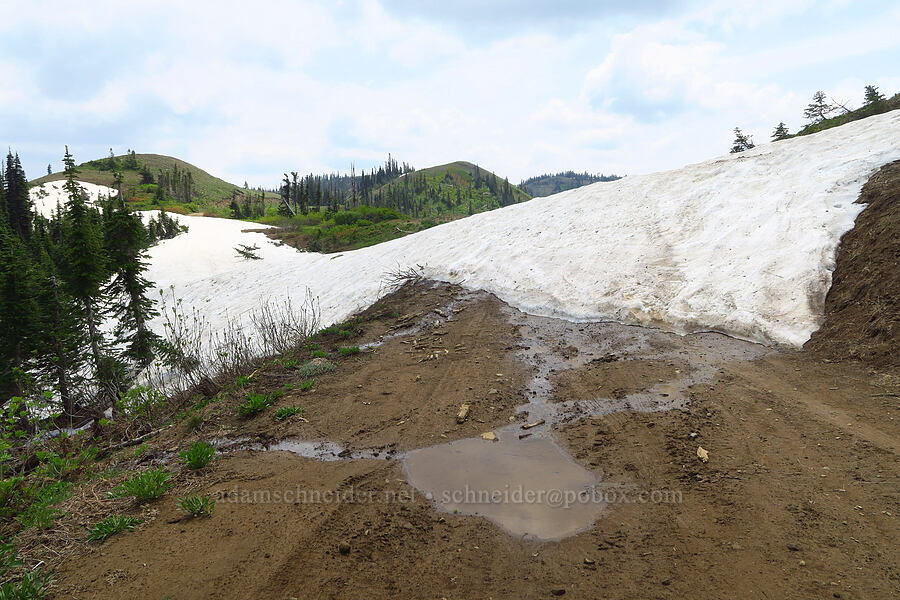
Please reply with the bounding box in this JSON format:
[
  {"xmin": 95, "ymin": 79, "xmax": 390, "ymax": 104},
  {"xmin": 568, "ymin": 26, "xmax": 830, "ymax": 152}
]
[
  {"xmin": 263, "ymin": 161, "xmax": 530, "ymax": 253},
  {"xmin": 373, "ymin": 160, "xmax": 529, "ymax": 218},
  {"xmin": 30, "ymin": 153, "xmax": 276, "ymax": 216}
]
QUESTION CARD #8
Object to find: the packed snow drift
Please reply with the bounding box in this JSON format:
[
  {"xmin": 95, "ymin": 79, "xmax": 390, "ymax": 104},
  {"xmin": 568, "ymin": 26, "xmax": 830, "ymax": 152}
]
[
  {"xmin": 30, "ymin": 180, "xmax": 117, "ymax": 217},
  {"xmin": 33, "ymin": 111, "xmax": 900, "ymax": 348}
]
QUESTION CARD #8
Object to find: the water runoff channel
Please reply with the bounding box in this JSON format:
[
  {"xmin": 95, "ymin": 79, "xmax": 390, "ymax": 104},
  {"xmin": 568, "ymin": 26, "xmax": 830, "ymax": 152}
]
[{"xmin": 219, "ymin": 288, "xmax": 767, "ymax": 541}]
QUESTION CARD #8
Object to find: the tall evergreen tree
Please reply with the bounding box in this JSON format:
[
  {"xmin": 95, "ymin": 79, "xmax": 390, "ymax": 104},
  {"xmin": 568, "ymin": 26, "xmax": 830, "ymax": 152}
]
[
  {"xmin": 0, "ymin": 223, "xmax": 40, "ymax": 403},
  {"xmin": 60, "ymin": 147, "xmax": 107, "ymax": 377},
  {"xmin": 5, "ymin": 153, "xmax": 33, "ymax": 240},
  {"xmin": 103, "ymin": 198, "xmax": 160, "ymax": 366}
]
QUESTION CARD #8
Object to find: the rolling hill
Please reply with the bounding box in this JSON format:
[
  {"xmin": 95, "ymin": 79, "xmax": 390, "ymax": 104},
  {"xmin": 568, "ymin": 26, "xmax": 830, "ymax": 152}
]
[{"xmin": 29, "ymin": 152, "xmax": 276, "ymax": 215}]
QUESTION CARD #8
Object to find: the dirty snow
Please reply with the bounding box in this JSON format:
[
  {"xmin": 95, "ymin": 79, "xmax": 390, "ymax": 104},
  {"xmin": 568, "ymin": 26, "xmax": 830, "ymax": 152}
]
[{"xmin": 48, "ymin": 111, "xmax": 900, "ymax": 347}]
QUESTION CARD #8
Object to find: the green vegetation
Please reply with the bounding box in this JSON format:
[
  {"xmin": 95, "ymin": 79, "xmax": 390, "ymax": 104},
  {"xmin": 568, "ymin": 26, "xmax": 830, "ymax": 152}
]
[
  {"xmin": 108, "ymin": 468, "xmax": 173, "ymax": 502},
  {"xmin": 30, "ymin": 152, "xmax": 278, "ymax": 216},
  {"xmin": 179, "ymin": 441, "xmax": 216, "ymax": 469},
  {"xmin": 337, "ymin": 346, "xmax": 360, "ymax": 356},
  {"xmin": 794, "ymin": 89, "xmax": 899, "ymax": 137},
  {"xmin": 297, "ymin": 379, "xmax": 315, "ymax": 391},
  {"xmin": 264, "ymin": 160, "xmax": 531, "ymax": 253},
  {"xmin": 87, "ymin": 515, "xmax": 142, "ymax": 542},
  {"xmin": 176, "ymin": 494, "xmax": 215, "ymax": 518},
  {"xmin": 237, "ymin": 390, "xmax": 283, "ymax": 418},
  {"xmin": 16, "ymin": 481, "xmax": 72, "ymax": 530},
  {"xmin": 0, "ymin": 543, "xmax": 51, "ymax": 600},
  {"xmin": 274, "ymin": 406, "xmax": 305, "ymax": 421},
  {"xmin": 296, "ymin": 361, "xmax": 336, "ymax": 378},
  {"xmin": 310, "ymin": 350, "xmax": 328, "ymax": 358}
]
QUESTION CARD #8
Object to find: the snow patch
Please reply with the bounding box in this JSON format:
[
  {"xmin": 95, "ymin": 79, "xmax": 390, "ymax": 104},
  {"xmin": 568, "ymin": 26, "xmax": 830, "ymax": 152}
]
[
  {"xmin": 65, "ymin": 111, "xmax": 900, "ymax": 348},
  {"xmin": 29, "ymin": 180, "xmax": 117, "ymax": 217}
]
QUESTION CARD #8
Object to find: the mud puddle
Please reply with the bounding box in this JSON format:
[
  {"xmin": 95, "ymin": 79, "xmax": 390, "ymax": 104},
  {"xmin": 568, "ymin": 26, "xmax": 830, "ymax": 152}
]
[{"xmin": 403, "ymin": 427, "xmax": 604, "ymax": 540}]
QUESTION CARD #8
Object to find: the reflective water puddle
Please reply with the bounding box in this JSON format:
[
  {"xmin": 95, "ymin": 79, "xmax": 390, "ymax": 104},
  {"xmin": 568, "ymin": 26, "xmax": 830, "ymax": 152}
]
[{"xmin": 403, "ymin": 427, "xmax": 604, "ymax": 541}]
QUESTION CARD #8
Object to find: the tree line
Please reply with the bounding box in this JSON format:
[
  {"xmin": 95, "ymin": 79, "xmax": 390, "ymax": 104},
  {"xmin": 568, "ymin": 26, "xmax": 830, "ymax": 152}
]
[{"xmin": 0, "ymin": 147, "xmax": 184, "ymax": 433}]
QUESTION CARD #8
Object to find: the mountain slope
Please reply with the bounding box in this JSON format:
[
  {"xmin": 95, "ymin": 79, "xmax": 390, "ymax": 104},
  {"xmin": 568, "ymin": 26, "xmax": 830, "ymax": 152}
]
[
  {"xmin": 30, "ymin": 153, "xmax": 274, "ymax": 214},
  {"xmin": 520, "ymin": 171, "xmax": 622, "ymax": 197}
]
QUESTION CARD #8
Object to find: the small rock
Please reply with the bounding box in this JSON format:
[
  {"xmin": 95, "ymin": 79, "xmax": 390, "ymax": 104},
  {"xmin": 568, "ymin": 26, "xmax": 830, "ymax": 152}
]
[
  {"xmin": 583, "ymin": 558, "xmax": 595, "ymax": 565},
  {"xmin": 488, "ymin": 388, "xmax": 499, "ymax": 395},
  {"xmin": 787, "ymin": 543, "xmax": 801, "ymax": 552},
  {"xmin": 799, "ymin": 560, "xmax": 806, "ymax": 567},
  {"xmin": 481, "ymin": 431, "xmax": 498, "ymax": 441},
  {"xmin": 689, "ymin": 432, "xmax": 698, "ymax": 438},
  {"xmin": 551, "ymin": 589, "xmax": 566, "ymax": 596},
  {"xmin": 697, "ymin": 446, "xmax": 709, "ymax": 463},
  {"xmin": 661, "ymin": 579, "xmax": 672, "ymax": 586},
  {"xmin": 338, "ymin": 542, "xmax": 351, "ymax": 555}
]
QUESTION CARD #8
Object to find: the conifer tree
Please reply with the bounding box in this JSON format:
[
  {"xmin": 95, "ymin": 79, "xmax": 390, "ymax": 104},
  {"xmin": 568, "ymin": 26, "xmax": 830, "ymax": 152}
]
[
  {"xmin": 103, "ymin": 198, "xmax": 160, "ymax": 366},
  {"xmin": 5, "ymin": 153, "xmax": 33, "ymax": 240},
  {"xmin": 0, "ymin": 223, "xmax": 40, "ymax": 402},
  {"xmin": 863, "ymin": 85, "xmax": 886, "ymax": 106},
  {"xmin": 771, "ymin": 122, "xmax": 790, "ymax": 141},
  {"xmin": 60, "ymin": 147, "xmax": 107, "ymax": 376},
  {"xmin": 730, "ymin": 128, "xmax": 755, "ymax": 153},
  {"xmin": 803, "ymin": 91, "xmax": 834, "ymax": 123}
]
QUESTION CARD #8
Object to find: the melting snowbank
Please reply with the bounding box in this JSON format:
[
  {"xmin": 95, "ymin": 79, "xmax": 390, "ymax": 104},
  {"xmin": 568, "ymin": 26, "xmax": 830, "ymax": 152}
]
[
  {"xmin": 57, "ymin": 111, "xmax": 900, "ymax": 347},
  {"xmin": 30, "ymin": 180, "xmax": 117, "ymax": 216}
]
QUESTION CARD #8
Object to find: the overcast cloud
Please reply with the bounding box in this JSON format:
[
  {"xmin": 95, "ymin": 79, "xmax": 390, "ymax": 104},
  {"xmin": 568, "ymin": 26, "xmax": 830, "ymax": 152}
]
[{"xmin": 1, "ymin": 0, "xmax": 897, "ymax": 186}]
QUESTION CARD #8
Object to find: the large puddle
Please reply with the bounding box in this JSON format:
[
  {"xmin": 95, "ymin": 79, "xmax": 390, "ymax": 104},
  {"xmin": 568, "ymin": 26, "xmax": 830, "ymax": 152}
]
[{"xmin": 403, "ymin": 427, "xmax": 603, "ymax": 541}]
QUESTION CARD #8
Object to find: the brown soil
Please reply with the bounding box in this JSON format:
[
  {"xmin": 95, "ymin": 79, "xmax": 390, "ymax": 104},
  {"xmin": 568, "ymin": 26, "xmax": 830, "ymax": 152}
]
[
  {"xmin": 39, "ymin": 167, "xmax": 900, "ymax": 599},
  {"xmin": 805, "ymin": 160, "xmax": 900, "ymax": 369}
]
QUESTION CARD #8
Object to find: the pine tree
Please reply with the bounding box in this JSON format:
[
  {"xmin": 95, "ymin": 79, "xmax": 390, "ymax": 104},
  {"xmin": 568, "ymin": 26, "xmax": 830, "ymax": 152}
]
[
  {"xmin": 771, "ymin": 122, "xmax": 790, "ymax": 141},
  {"xmin": 103, "ymin": 198, "xmax": 160, "ymax": 366},
  {"xmin": 730, "ymin": 128, "xmax": 755, "ymax": 153},
  {"xmin": 60, "ymin": 147, "xmax": 107, "ymax": 377},
  {"xmin": 803, "ymin": 91, "xmax": 834, "ymax": 123},
  {"xmin": 0, "ymin": 224, "xmax": 40, "ymax": 403},
  {"xmin": 5, "ymin": 153, "xmax": 33, "ymax": 240},
  {"xmin": 863, "ymin": 85, "xmax": 886, "ymax": 106}
]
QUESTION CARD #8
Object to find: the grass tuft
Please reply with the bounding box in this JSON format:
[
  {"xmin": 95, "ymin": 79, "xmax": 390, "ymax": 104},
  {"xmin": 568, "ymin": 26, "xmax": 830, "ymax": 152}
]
[
  {"xmin": 87, "ymin": 515, "xmax": 142, "ymax": 542},
  {"xmin": 179, "ymin": 440, "xmax": 216, "ymax": 469},
  {"xmin": 177, "ymin": 495, "xmax": 215, "ymax": 518},
  {"xmin": 337, "ymin": 346, "xmax": 360, "ymax": 356},
  {"xmin": 108, "ymin": 468, "xmax": 173, "ymax": 502},
  {"xmin": 274, "ymin": 406, "xmax": 304, "ymax": 421}
]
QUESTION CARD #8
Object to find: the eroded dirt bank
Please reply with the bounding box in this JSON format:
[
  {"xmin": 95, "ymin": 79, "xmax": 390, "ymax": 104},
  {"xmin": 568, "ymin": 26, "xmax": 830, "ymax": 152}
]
[{"xmin": 42, "ymin": 278, "xmax": 898, "ymax": 600}]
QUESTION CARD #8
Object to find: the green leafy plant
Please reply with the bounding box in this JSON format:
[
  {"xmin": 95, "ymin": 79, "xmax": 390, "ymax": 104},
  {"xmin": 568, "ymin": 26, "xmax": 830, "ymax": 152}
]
[
  {"xmin": 337, "ymin": 346, "xmax": 360, "ymax": 356},
  {"xmin": 310, "ymin": 350, "xmax": 327, "ymax": 358},
  {"xmin": 297, "ymin": 379, "xmax": 315, "ymax": 391},
  {"xmin": 117, "ymin": 385, "xmax": 166, "ymax": 418},
  {"xmin": 237, "ymin": 391, "xmax": 271, "ymax": 417},
  {"xmin": 109, "ymin": 468, "xmax": 173, "ymax": 502},
  {"xmin": 282, "ymin": 358, "xmax": 299, "ymax": 369},
  {"xmin": 234, "ymin": 375, "xmax": 252, "ymax": 387},
  {"xmin": 338, "ymin": 329, "xmax": 352, "ymax": 339},
  {"xmin": 179, "ymin": 441, "xmax": 216, "ymax": 469},
  {"xmin": 17, "ymin": 481, "xmax": 72, "ymax": 530},
  {"xmin": 296, "ymin": 361, "xmax": 335, "ymax": 378},
  {"xmin": 177, "ymin": 494, "xmax": 215, "ymax": 518},
  {"xmin": 274, "ymin": 406, "xmax": 304, "ymax": 421},
  {"xmin": 87, "ymin": 515, "xmax": 142, "ymax": 542},
  {"xmin": 0, "ymin": 542, "xmax": 51, "ymax": 600}
]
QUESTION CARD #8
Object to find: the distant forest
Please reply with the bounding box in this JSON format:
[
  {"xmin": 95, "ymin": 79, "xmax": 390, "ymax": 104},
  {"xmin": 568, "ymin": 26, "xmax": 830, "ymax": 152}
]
[{"xmin": 520, "ymin": 171, "xmax": 622, "ymax": 197}]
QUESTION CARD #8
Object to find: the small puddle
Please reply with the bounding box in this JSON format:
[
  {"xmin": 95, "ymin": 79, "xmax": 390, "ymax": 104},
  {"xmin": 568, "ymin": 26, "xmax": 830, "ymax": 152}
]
[{"xmin": 403, "ymin": 427, "xmax": 604, "ymax": 541}]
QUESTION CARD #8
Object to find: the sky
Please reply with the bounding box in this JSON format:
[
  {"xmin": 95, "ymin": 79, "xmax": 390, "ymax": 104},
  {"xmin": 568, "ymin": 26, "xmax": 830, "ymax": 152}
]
[{"xmin": 1, "ymin": 0, "xmax": 898, "ymax": 187}]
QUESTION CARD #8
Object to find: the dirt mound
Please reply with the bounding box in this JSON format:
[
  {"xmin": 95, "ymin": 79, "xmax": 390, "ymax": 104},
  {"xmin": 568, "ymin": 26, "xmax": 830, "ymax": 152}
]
[{"xmin": 805, "ymin": 160, "xmax": 900, "ymax": 369}]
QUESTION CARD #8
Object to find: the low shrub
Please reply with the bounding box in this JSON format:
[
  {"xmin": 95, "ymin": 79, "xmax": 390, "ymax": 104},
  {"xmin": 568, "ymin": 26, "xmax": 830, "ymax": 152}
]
[{"xmin": 179, "ymin": 441, "xmax": 216, "ymax": 469}]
